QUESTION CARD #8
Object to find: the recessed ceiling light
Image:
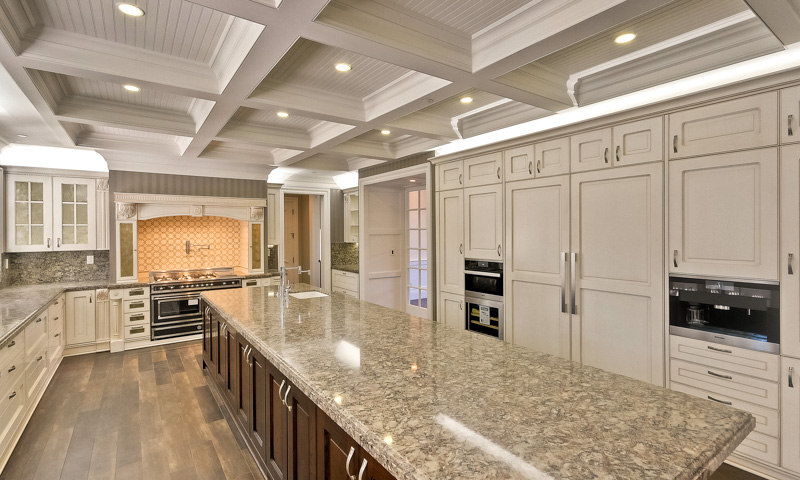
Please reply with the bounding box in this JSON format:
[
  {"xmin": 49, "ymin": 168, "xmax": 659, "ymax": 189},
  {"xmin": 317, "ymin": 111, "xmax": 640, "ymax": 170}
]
[
  {"xmin": 460, "ymin": 96, "xmax": 473, "ymax": 104},
  {"xmin": 381, "ymin": 129, "xmax": 391, "ymax": 135},
  {"xmin": 409, "ymin": 179, "xmax": 417, "ymax": 183},
  {"xmin": 335, "ymin": 63, "xmax": 351, "ymax": 72},
  {"xmin": 615, "ymin": 33, "xmax": 636, "ymax": 44},
  {"xmin": 277, "ymin": 111, "xmax": 289, "ymax": 118},
  {"xmin": 16, "ymin": 134, "xmax": 27, "ymax": 138},
  {"xmin": 118, "ymin": 3, "xmax": 144, "ymax": 16},
  {"xmin": 123, "ymin": 84, "xmax": 140, "ymax": 92}
]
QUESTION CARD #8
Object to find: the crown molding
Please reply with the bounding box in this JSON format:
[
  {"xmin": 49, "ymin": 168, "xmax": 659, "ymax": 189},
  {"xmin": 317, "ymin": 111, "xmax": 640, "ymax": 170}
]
[
  {"xmin": 114, "ymin": 192, "xmax": 266, "ymax": 207},
  {"xmin": 459, "ymin": 102, "xmax": 552, "ymax": 138},
  {"xmin": 494, "ymin": 62, "xmax": 572, "ymax": 108},
  {"xmin": 363, "ymin": 71, "xmax": 451, "ymax": 121},
  {"xmin": 0, "ymin": 0, "xmax": 38, "ymax": 54}
]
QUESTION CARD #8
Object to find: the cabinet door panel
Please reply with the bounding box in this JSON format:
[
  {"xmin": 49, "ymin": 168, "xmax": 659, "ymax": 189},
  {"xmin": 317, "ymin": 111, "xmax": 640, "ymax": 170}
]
[
  {"xmin": 570, "ymin": 128, "xmax": 611, "ymax": 173},
  {"xmin": 463, "ymin": 153, "xmax": 502, "ymax": 187},
  {"xmin": 236, "ymin": 335, "xmax": 249, "ymax": 428},
  {"xmin": 5, "ymin": 174, "xmax": 52, "ymax": 252},
  {"xmin": 613, "ymin": 117, "xmax": 663, "ymax": 166},
  {"xmin": 317, "ymin": 408, "xmax": 359, "ymax": 480},
  {"xmin": 287, "ymin": 383, "xmax": 316, "ymax": 480},
  {"xmin": 65, "ymin": 290, "xmax": 96, "ymax": 346},
  {"xmin": 435, "ymin": 190, "xmax": 463, "ymax": 294},
  {"xmin": 250, "ymin": 347, "xmax": 267, "ymax": 465},
  {"xmin": 782, "ymin": 144, "xmax": 800, "ymax": 358},
  {"xmin": 438, "ymin": 291, "xmax": 464, "ymax": 331},
  {"xmin": 535, "ymin": 137, "xmax": 570, "ymax": 177},
  {"xmin": 782, "ymin": 356, "xmax": 800, "ymax": 473},
  {"xmin": 571, "ymin": 164, "xmax": 664, "ymax": 385},
  {"xmin": 504, "ymin": 145, "xmax": 534, "ymax": 182},
  {"xmin": 267, "ymin": 187, "xmax": 281, "ymax": 245},
  {"xmin": 225, "ymin": 325, "xmax": 238, "ymax": 408},
  {"xmin": 669, "ymin": 92, "xmax": 778, "ymax": 159},
  {"xmin": 436, "ymin": 161, "xmax": 463, "ymax": 191},
  {"xmin": 505, "ymin": 176, "xmax": 569, "ymax": 355},
  {"xmin": 464, "ymin": 185, "xmax": 503, "ymax": 260},
  {"xmin": 361, "ymin": 449, "xmax": 395, "ymax": 480},
  {"xmin": 267, "ymin": 364, "xmax": 288, "ymax": 480},
  {"xmin": 669, "ymin": 148, "xmax": 778, "ymax": 280},
  {"xmin": 53, "ymin": 177, "xmax": 96, "ymax": 251}
]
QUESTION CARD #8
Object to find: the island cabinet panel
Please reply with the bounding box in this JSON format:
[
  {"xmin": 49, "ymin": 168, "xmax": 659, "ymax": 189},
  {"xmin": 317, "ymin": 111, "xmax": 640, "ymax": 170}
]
[
  {"xmin": 316, "ymin": 408, "xmax": 396, "ymax": 480},
  {"xmin": 286, "ymin": 379, "xmax": 316, "ymax": 480},
  {"xmin": 236, "ymin": 334, "xmax": 251, "ymax": 429},
  {"xmin": 224, "ymin": 323, "xmax": 238, "ymax": 409},
  {"xmin": 267, "ymin": 363, "xmax": 289, "ymax": 480},
  {"xmin": 240, "ymin": 336, "xmax": 268, "ymax": 468}
]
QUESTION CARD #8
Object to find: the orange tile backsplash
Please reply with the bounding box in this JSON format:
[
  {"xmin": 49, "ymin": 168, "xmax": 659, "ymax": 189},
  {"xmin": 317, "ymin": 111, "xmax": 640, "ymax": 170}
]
[{"xmin": 137, "ymin": 216, "xmax": 249, "ymax": 273}]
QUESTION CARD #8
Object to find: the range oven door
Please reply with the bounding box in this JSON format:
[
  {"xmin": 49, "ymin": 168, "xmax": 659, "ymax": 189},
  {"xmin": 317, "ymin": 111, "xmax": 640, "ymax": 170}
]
[{"xmin": 152, "ymin": 293, "xmax": 202, "ymax": 326}]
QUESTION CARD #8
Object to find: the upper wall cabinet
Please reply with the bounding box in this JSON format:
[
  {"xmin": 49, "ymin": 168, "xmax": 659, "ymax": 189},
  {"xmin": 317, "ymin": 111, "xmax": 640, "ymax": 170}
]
[
  {"xmin": 464, "ymin": 184, "xmax": 503, "ymax": 261},
  {"xmin": 5, "ymin": 174, "xmax": 99, "ymax": 252},
  {"xmin": 612, "ymin": 117, "xmax": 663, "ymax": 166},
  {"xmin": 668, "ymin": 92, "xmax": 778, "ymax": 159},
  {"xmin": 570, "ymin": 128, "xmax": 612, "ymax": 173},
  {"xmin": 266, "ymin": 185, "xmax": 282, "ymax": 246},
  {"xmin": 781, "ymin": 85, "xmax": 800, "ymax": 144},
  {"xmin": 505, "ymin": 140, "xmax": 570, "ymax": 182},
  {"xmin": 436, "ymin": 161, "xmax": 463, "ymax": 191},
  {"xmin": 343, "ymin": 188, "xmax": 359, "ymax": 243},
  {"xmin": 463, "ymin": 152, "xmax": 503, "ymax": 187},
  {"xmin": 669, "ymin": 148, "xmax": 778, "ymax": 280},
  {"xmin": 504, "ymin": 145, "xmax": 534, "ymax": 182}
]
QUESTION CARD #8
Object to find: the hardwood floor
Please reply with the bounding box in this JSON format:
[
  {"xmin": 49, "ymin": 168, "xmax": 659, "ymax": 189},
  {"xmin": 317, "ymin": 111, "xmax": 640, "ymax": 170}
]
[
  {"xmin": 0, "ymin": 341, "xmax": 259, "ymax": 480},
  {"xmin": 0, "ymin": 340, "xmax": 770, "ymax": 480}
]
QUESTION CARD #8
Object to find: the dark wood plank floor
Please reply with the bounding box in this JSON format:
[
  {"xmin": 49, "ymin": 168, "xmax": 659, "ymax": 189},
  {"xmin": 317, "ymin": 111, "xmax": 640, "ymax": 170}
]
[
  {"xmin": 0, "ymin": 341, "xmax": 259, "ymax": 480},
  {"xmin": 0, "ymin": 340, "xmax": 768, "ymax": 480}
]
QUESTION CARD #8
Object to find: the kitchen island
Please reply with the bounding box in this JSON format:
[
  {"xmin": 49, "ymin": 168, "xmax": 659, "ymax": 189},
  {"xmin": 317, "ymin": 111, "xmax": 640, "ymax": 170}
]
[{"xmin": 201, "ymin": 284, "xmax": 754, "ymax": 480}]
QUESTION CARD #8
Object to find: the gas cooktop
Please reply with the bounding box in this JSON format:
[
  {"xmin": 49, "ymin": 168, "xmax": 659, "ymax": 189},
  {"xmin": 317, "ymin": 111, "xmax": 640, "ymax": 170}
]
[{"xmin": 148, "ymin": 267, "xmax": 238, "ymax": 284}]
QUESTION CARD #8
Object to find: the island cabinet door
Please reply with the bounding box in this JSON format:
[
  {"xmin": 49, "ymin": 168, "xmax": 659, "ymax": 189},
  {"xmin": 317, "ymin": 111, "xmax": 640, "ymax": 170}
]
[
  {"xmin": 267, "ymin": 363, "xmax": 289, "ymax": 480},
  {"xmin": 287, "ymin": 381, "xmax": 316, "ymax": 480},
  {"xmin": 236, "ymin": 334, "xmax": 251, "ymax": 429},
  {"xmin": 317, "ymin": 408, "xmax": 359, "ymax": 480},
  {"xmin": 202, "ymin": 305, "xmax": 212, "ymax": 364},
  {"xmin": 247, "ymin": 343, "xmax": 268, "ymax": 467},
  {"xmin": 361, "ymin": 449, "xmax": 394, "ymax": 480},
  {"xmin": 220, "ymin": 322, "xmax": 238, "ymax": 408},
  {"xmin": 209, "ymin": 310, "xmax": 219, "ymax": 375}
]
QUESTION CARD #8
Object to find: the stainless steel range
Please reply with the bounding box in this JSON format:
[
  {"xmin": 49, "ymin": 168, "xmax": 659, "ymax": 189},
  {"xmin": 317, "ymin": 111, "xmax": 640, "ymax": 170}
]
[{"xmin": 149, "ymin": 267, "xmax": 242, "ymax": 340}]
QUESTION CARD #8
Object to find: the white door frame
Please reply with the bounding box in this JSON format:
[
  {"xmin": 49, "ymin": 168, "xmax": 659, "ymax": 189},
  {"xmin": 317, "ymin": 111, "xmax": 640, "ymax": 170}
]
[
  {"xmin": 280, "ymin": 187, "xmax": 331, "ymax": 291},
  {"xmin": 359, "ymin": 164, "xmax": 433, "ymax": 316}
]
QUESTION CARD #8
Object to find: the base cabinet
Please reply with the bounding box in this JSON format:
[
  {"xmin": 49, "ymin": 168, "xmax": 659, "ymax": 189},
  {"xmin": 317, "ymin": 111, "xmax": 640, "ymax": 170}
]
[
  {"xmin": 317, "ymin": 409, "xmax": 393, "ymax": 480},
  {"xmin": 782, "ymin": 357, "xmax": 800, "ymax": 475}
]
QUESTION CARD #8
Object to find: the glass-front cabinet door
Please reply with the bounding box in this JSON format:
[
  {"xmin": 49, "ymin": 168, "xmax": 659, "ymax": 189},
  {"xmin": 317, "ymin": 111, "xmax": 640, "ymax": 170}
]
[
  {"xmin": 5, "ymin": 174, "xmax": 52, "ymax": 252},
  {"xmin": 53, "ymin": 177, "xmax": 96, "ymax": 250}
]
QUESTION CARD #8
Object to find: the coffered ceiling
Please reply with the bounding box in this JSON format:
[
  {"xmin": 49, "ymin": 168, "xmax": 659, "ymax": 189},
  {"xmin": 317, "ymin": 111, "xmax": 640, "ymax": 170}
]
[{"xmin": 0, "ymin": 0, "xmax": 796, "ymax": 183}]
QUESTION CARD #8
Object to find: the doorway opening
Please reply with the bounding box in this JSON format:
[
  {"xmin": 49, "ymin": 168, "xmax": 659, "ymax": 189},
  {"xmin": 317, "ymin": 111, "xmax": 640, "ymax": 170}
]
[{"xmin": 283, "ymin": 193, "xmax": 323, "ymax": 287}]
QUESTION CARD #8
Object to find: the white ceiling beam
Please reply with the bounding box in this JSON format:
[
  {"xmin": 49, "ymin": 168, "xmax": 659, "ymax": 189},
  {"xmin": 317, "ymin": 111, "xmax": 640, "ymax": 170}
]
[
  {"xmin": 216, "ymin": 122, "xmax": 311, "ymax": 150},
  {"xmin": 744, "ymin": 0, "xmax": 800, "ymax": 45},
  {"xmin": 55, "ymin": 98, "xmax": 196, "ymax": 137}
]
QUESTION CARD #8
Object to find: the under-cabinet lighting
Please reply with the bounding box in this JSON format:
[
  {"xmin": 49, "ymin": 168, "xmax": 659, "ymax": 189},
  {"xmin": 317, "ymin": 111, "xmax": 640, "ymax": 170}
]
[
  {"xmin": 0, "ymin": 144, "xmax": 108, "ymax": 172},
  {"xmin": 335, "ymin": 63, "xmax": 351, "ymax": 72},
  {"xmin": 123, "ymin": 85, "xmax": 141, "ymax": 92},
  {"xmin": 118, "ymin": 3, "xmax": 144, "ymax": 16},
  {"xmin": 615, "ymin": 33, "xmax": 636, "ymax": 44}
]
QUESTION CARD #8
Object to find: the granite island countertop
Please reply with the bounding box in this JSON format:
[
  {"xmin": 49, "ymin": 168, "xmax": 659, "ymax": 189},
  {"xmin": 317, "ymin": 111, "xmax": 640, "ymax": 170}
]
[{"xmin": 202, "ymin": 284, "xmax": 754, "ymax": 480}]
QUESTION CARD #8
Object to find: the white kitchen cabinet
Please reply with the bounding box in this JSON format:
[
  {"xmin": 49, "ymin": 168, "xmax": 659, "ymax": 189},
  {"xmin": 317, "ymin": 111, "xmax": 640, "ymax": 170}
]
[
  {"xmin": 504, "ymin": 145, "xmax": 534, "ymax": 182},
  {"xmin": 65, "ymin": 290, "xmax": 96, "ymax": 346},
  {"xmin": 534, "ymin": 137, "xmax": 570, "ymax": 177},
  {"xmin": 570, "ymin": 128, "xmax": 612, "ymax": 173},
  {"xmin": 782, "ymin": 144, "xmax": 800, "ymax": 360},
  {"xmin": 782, "ymin": 356, "xmax": 800, "ymax": 473},
  {"xmin": 463, "ymin": 152, "xmax": 503, "ymax": 187},
  {"xmin": 438, "ymin": 291, "xmax": 464, "ymax": 331},
  {"xmin": 95, "ymin": 289, "xmax": 110, "ymax": 346},
  {"xmin": 668, "ymin": 92, "xmax": 778, "ymax": 159},
  {"xmin": 505, "ymin": 175, "xmax": 570, "ymax": 358},
  {"xmin": 436, "ymin": 161, "xmax": 463, "ymax": 191},
  {"xmin": 570, "ymin": 163, "xmax": 664, "ymax": 385},
  {"xmin": 4, "ymin": 174, "xmax": 100, "ymax": 252},
  {"xmin": 249, "ymin": 221, "xmax": 264, "ymax": 274},
  {"xmin": 669, "ymin": 148, "xmax": 778, "ymax": 280},
  {"xmin": 612, "ymin": 117, "xmax": 663, "ymax": 166},
  {"xmin": 781, "ymin": 85, "xmax": 800, "ymax": 145},
  {"xmin": 343, "ymin": 188, "xmax": 359, "ymax": 243},
  {"xmin": 109, "ymin": 289, "xmax": 123, "ymax": 353},
  {"xmin": 464, "ymin": 184, "xmax": 503, "ymax": 261},
  {"xmin": 332, "ymin": 269, "xmax": 359, "ymax": 298},
  {"xmin": 24, "ymin": 311, "xmax": 48, "ymax": 402},
  {"xmin": 47, "ymin": 295, "xmax": 64, "ymax": 366},
  {"xmin": 267, "ymin": 184, "xmax": 282, "ymax": 246},
  {"xmin": 436, "ymin": 189, "xmax": 464, "ymax": 294}
]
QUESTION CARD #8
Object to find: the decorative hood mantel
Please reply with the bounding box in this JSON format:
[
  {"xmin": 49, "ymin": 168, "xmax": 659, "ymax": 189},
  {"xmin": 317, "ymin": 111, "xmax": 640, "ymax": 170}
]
[{"xmin": 114, "ymin": 193, "xmax": 266, "ymax": 222}]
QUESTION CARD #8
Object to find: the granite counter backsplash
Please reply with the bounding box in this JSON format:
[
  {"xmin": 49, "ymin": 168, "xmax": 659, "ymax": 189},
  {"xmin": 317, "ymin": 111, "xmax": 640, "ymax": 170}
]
[
  {"xmin": 1, "ymin": 250, "xmax": 110, "ymax": 287},
  {"xmin": 332, "ymin": 242, "xmax": 358, "ymax": 268}
]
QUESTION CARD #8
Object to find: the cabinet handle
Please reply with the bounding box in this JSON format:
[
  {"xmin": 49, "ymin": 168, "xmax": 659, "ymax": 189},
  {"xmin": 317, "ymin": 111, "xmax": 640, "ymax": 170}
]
[
  {"xmin": 615, "ymin": 145, "xmax": 620, "ymax": 162},
  {"xmin": 7, "ymin": 366, "xmax": 15, "ymax": 373},
  {"xmin": 536, "ymin": 160, "xmax": 541, "ymax": 174},
  {"xmin": 790, "ymin": 366, "xmax": 795, "ymax": 388},
  {"xmin": 284, "ymin": 385, "xmax": 292, "ymax": 411},
  {"xmin": 47, "ymin": 238, "xmax": 51, "ymax": 248},
  {"xmin": 707, "ymin": 370, "xmax": 732, "ymax": 380},
  {"xmin": 346, "ymin": 446, "xmax": 356, "ymax": 480},
  {"xmin": 459, "ymin": 301, "xmax": 463, "ymax": 311},
  {"xmin": 570, "ymin": 253, "xmax": 578, "ymax": 315},
  {"xmin": 54, "ymin": 333, "xmax": 59, "ymax": 338},
  {"xmin": 673, "ymin": 250, "xmax": 678, "ymax": 268},
  {"xmin": 36, "ymin": 356, "xmax": 43, "ymax": 362},
  {"xmin": 278, "ymin": 379, "xmax": 286, "ymax": 405},
  {"xmin": 89, "ymin": 295, "xmax": 92, "ymax": 304},
  {"xmin": 790, "ymin": 115, "xmax": 794, "ymax": 136},
  {"xmin": 673, "ymin": 135, "xmax": 678, "ymax": 153},
  {"xmin": 706, "ymin": 345, "xmax": 731, "ymax": 354},
  {"xmin": 497, "ymin": 245, "xmax": 501, "ymax": 257},
  {"xmin": 36, "ymin": 318, "xmax": 42, "ymax": 323},
  {"xmin": 458, "ymin": 173, "xmax": 463, "ymax": 185},
  {"xmin": 459, "ymin": 243, "xmax": 463, "ymax": 255},
  {"xmin": 57, "ymin": 238, "xmax": 61, "ymax": 248},
  {"xmin": 8, "ymin": 341, "xmax": 15, "ymax": 348},
  {"xmin": 707, "ymin": 395, "xmax": 732, "ymax": 405},
  {"xmin": 790, "ymin": 253, "xmax": 794, "ymax": 275},
  {"xmin": 496, "ymin": 167, "xmax": 501, "ymax": 179},
  {"xmin": 603, "ymin": 147, "xmax": 608, "ymax": 164},
  {"xmin": 8, "ymin": 392, "xmax": 16, "ymax": 400},
  {"xmin": 561, "ymin": 252, "xmax": 567, "ymax": 314},
  {"xmin": 130, "ymin": 326, "xmax": 145, "ymax": 334},
  {"xmin": 358, "ymin": 459, "xmax": 368, "ymax": 480},
  {"xmin": 528, "ymin": 161, "xmax": 532, "ymax": 175}
]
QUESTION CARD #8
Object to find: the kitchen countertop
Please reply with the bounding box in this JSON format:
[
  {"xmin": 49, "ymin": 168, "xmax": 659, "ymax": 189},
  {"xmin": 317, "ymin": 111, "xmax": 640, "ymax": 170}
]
[
  {"xmin": 202, "ymin": 284, "xmax": 754, "ymax": 480},
  {"xmin": 332, "ymin": 264, "xmax": 359, "ymax": 274}
]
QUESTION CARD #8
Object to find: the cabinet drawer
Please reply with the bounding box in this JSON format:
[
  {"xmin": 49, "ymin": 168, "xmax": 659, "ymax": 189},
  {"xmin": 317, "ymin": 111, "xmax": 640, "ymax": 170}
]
[
  {"xmin": 670, "ymin": 358, "xmax": 778, "ymax": 409},
  {"xmin": 25, "ymin": 344, "xmax": 47, "ymax": 400},
  {"xmin": 670, "ymin": 335, "xmax": 779, "ymax": 382},
  {"xmin": 124, "ymin": 298, "xmax": 149, "ymax": 314},
  {"xmin": 123, "ymin": 287, "xmax": 149, "ymax": 300},
  {"xmin": 669, "ymin": 92, "xmax": 778, "ymax": 159},
  {"xmin": 124, "ymin": 311, "xmax": 149, "ymax": 326},
  {"xmin": 463, "ymin": 153, "xmax": 503, "ymax": 187},
  {"xmin": 436, "ymin": 161, "xmax": 464, "ymax": 191},
  {"xmin": 24, "ymin": 314, "xmax": 47, "ymax": 358},
  {"xmin": 243, "ymin": 279, "xmax": 260, "ymax": 288},
  {"xmin": 0, "ymin": 333, "xmax": 24, "ymax": 373},
  {"xmin": 48, "ymin": 322, "xmax": 63, "ymax": 348},
  {"xmin": 0, "ymin": 351, "xmax": 24, "ymax": 400},
  {"xmin": 125, "ymin": 323, "xmax": 150, "ymax": 339},
  {"xmin": 332, "ymin": 271, "xmax": 359, "ymax": 290},
  {"xmin": 671, "ymin": 382, "xmax": 779, "ymax": 437},
  {"xmin": 0, "ymin": 381, "xmax": 26, "ymax": 457},
  {"xmin": 332, "ymin": 287, "xmax": 359, "ymax": 299},
  {"xmin": 47, "ymin": 296, "xmax": 64, "ymax": 322},
  {"xmin": 735, "ymin": 430, "xmax": 780, "ymax": 466}
]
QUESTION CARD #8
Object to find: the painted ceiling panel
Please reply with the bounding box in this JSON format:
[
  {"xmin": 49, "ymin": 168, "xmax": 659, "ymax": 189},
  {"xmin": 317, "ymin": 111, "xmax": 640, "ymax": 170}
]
[
  {"xmin": 61, "ymin": 75, "xmax": 195, "ymax": 113},
  {"xmin": 263, "ymin": 38, "xmax": 414, "ymax": 99},
  {"xmin": 84, "ymin": 124, "xmax": 183, "ymax": 141},
  {"xmin": 382, "ymin": 0, "xmax": 531, "ymax": 35},
  {"xmin": 34, "ymin": 0, "xmax": 232, "ymax": 64},
  {"xmin": 418, "ymin": 89, "xmax": 506, "ymax": 117}
]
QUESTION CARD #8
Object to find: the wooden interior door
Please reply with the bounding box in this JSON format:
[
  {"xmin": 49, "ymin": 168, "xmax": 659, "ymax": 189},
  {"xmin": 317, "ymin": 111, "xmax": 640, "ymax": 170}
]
[
  {"xmin": 570, "ymin": 163, "xmax": 664, "ymax": 385},
  {"xmin": 284, "ymin": 195, "xmax": 299, "ymax": 284},
  {"xmin": 506, "ymin": 175, "xmax": 570, "ymax": 357}
]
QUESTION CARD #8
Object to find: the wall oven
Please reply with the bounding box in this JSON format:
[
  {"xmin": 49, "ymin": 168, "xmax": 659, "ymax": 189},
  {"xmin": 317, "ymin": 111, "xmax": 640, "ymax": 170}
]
[
  {"xmin": 464, "ymin": 260, "xmax": 504, "ymax": 340},
  {"xmin": 669, "ymin": 276, "xmax": 779, "ymax": 354}
]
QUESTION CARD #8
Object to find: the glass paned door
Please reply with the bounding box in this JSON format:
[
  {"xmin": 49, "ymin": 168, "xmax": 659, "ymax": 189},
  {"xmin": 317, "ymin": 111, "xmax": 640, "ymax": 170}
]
[
  {"xmin": 7, "ymin": 175, "xmax": 52, "ymax": 251},
  {"xmin": 54, "ymin": 178, "xmax": 95, "ymax": 250},
  {"xmin": 407, "ymin": 188, "xmax": 428, "ymax": 316}
]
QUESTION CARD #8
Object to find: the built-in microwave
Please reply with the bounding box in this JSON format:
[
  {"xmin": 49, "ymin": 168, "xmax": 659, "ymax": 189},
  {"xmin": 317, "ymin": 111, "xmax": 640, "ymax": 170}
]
[
  {"xmin": 669, "ymin": 276, "xmax": 779, "ymax": 354},
  {"xmin": 464, "ymin": 260, "xmax": 504, "ymax": 340}
]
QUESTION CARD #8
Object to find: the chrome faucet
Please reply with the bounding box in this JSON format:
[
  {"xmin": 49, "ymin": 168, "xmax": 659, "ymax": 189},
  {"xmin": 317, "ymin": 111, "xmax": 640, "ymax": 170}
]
[{"xmin": 279, "ymin": 265, "xmax": 311, "ymax": 296}]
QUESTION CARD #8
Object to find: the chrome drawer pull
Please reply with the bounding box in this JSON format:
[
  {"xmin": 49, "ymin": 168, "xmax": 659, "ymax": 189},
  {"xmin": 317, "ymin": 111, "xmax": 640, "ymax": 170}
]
[
  {"xmin": 346, "ymin": 446, "xmax": 356, "ymax": 480},
  {"xmin": 673, "ymin": 250, "xmax": 678, "ymax": 268},
  {"xmin": 528, "ymin": 161, "xmax": 532, "ymax": 175},
  {"xmin": 673, "ymin": 135, "xmax": 678, "ymax": 153},
  {"xmin": 708, "ymin": 395, "xmax": 732, "ymax": 406},
  {"xmin": 7, "ymin": 366, "xmax": 15, "ymax": 373},
  {"xmin": 790, "ymin": 115, "xmax": 794, "ymax": 136},
  {"xmin": 8, "ymin": 392, "xmax": 16, "ymax": 400},
  {"xmin": 707, "ymin": 345, "xmax": 732, "ymax": 354},
  {"xmin": 536, "ymin": 160, "xmax": 541, "ymax": 174},
  {"xmin": 790, "ymin": 253, "xmax": 794, "ymax": 275},
  {"xmin": 615, "ymin": 145, "xmax": 620, "ymax": 162},
  {"xmin": 358, "ymin": 459, "xmax": 368, "ymax": 480},
  {"xmin": 604, "ymin": 147, "xmax": 608, "ymax": 163},
  {"xmin": 284, "ymin": 385, "xmax": 292, "ymax": 412},
  {"xmin": 7, "ymin": 341, "xmax": 15, "ymax": 348},
  {"xmin": 707, "ymin": 370, "xmax": 732, "ymax": 380},
  {"xmin": 278, "ymin": 380, "xmax": 286, "ymax": 405}
]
